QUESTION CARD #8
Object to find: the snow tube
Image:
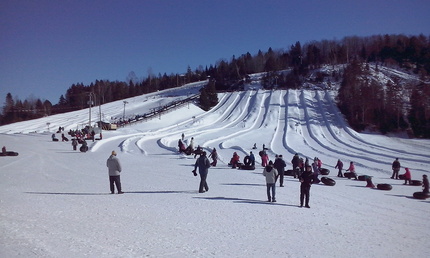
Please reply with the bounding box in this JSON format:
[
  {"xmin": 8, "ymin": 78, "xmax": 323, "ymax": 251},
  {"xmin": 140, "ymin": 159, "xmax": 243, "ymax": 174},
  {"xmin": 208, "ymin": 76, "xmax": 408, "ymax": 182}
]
[
  {"xmin": 321, "ymin": 177, "xmax": 336, "ymax": 186},
  {"xmin": 398, "ymin": 174, "xmax": 405, "ymax": 180},
  {"xmin": 377, "ymin": 184, "xmax": 392, "ymax": 191},
  {"xmin": 413, "ymin": 192, "xmax": 430, "ymax": 200},
  {"xmin": 285, "ymin": 169, "xmax": 295, "ymax": 176},
  {"xmin": 344, "ymin": 172, "xmax": 356, "ymax": 179},
  {"xmin": 243, "ymin": 156, "xmax": 251, "ymax": 166},
  {"xmin": 320, "ymin": 168, "xmax": 330, "ymax": 175},
  {"xmin": 358, "ymin": 175, "xmax": 371, "ymax": 181},
  {"xmin": 79, "ymin": 145, "xmax": 88, "ymax": 152},
  {"xmin": 411, "ymin": 180, "xmax": 422, "ymax": 186},
  {"xmin": 240, "ymin": 165, "xmax": 255, "ymax": 170},
  {"xmin": 52, "ymin": 138, "xmax": 59, "ymax": 142},
  {"xmin": 0, "ymin": 151, "xmax": 19, "ymax": 156}
]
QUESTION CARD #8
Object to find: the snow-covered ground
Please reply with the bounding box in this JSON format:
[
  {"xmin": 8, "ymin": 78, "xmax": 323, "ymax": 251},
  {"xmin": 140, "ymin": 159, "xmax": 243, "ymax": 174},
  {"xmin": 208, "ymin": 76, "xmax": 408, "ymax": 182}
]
[{"xmin": 1, "ymin": 83, "xmax": 429, "ymax": 257}]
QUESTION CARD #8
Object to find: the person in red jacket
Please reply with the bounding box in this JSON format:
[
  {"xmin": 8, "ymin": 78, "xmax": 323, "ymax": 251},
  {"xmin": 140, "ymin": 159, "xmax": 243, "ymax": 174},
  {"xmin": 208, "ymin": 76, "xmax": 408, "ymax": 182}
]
[
  {"xmin": 402, "ymin": 168, "xmax": 412, "ymax": 185},
  {"xmin": 230, "ymin": 152, "xmax": 240, "ymax": 169}
]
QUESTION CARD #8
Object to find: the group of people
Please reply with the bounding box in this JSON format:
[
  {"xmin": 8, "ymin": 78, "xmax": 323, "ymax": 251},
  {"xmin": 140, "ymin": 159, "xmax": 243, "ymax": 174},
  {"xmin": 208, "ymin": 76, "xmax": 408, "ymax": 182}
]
[
  {"xmin": 391, "ymin": 158, "xmax": 429, "ymax": 193},
  {"xmin": 107, "ymin": 135, "xmax": 429, "ymax": 203},
  {"xmin": 262, "ymin": 155, "xmax": 314, "ymax": 207},
  {"xmin": 335, "ymin": 159, "xmax": 357, "ymax": 179}
]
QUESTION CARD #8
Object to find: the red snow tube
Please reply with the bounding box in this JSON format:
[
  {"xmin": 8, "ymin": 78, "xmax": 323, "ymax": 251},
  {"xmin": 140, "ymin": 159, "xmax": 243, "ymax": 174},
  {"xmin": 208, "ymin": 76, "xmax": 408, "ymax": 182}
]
[
  {"xmin": 413, "ymin": 192, "xmax": 430, "ymax": 199},
  {"xmin": 321, "ymin": 177, "xmax": 336, "ymax": 186},
  {"xmin": 377, "ymin": 184, "xmax": 392, "ymax": 191}
]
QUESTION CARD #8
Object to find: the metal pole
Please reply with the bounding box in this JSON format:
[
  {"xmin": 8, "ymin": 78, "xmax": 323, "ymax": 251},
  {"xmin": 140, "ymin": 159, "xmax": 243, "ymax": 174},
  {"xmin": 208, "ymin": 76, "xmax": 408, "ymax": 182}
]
[
  {"xmin": 88, "ymin": 93, "xmax": 93, "ymax": 128},
  {"xmin": 123, "ymin": 101, "xmax": 128, "ymax": 121}
]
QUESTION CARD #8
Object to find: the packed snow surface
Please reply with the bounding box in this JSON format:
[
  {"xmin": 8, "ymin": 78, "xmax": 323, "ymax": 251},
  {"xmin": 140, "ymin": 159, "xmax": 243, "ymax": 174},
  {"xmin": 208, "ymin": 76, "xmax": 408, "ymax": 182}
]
[{"xmin": 1, "ymin": 82, "xmax": 429, "ymax": 257}]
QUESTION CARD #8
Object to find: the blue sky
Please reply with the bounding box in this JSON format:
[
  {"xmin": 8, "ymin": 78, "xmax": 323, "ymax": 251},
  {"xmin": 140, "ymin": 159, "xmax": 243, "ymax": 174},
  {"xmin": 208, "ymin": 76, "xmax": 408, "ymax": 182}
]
[{"xmin": 1, "ymin": 0, "xmax": 429, "ymax": 104}]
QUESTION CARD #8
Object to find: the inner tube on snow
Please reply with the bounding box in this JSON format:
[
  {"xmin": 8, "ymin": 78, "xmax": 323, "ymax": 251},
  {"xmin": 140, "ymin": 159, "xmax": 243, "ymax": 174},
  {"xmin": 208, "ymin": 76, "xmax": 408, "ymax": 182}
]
[
  {"xmin": 377, "ymin": 184, "xmax": 392, "ymax": 191},
  {"xmin": 413, "ymin": 191, "xmax": 430, "ymax": 200},
  {"xmin": 285, "ymin": 169, "xmax": 295, "ymax": 176},
  {"xmin": 398, "ymin": 174, "xmax": 405, "ymax": 180},
  {"xmin": 411, "ymin": 180, "xmax": 422, "ymax": 186},
  {"xmin": 0, "ymin": 151, "xmax": 19, "ymax": 156},
  {"xmin": 321, "ymin": 177, "xmax": 336, "ymax": 186},
  {"xmin": 320, "ymin": 168, "xmax": 330, "ymax": 175},
  {"xmin": 240, "ymin": 165, "xmax": 255, "ymax": 170},
  {"xmin": 344, "ymin": 172, "xmax": 356, "ymax": 179},
  {"xmin": 358, "ymin": 175, "xmax": 371, "ymax": 181},
  {"xmin": 243, "ymin": 156, "xmax": 251, "ymax": 166},
  {"xmin": 79, "ymin": 145, "xmax": 88, "ymax": 152}
]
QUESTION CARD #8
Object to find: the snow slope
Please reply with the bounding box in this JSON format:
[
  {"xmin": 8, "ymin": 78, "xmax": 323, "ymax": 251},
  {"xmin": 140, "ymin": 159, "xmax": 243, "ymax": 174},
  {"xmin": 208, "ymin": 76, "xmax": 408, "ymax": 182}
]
[{"xmin": 1, "ymin": 83, "xmax": 429, "ymax": 257}]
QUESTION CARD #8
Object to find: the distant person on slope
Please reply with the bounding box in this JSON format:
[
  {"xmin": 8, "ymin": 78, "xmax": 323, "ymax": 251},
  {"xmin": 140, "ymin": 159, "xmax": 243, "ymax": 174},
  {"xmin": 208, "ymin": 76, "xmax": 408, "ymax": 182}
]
[
  {"xmin": 391, "ymin": 158, "xmax": 401, "ymax": 179},
  {"xmin": 291, "ymin": 153, "xmax": 300, "ymax": 178},
  {"xmin": 263, "ymin": 160, "xmax": 278, "ymax": 202},
  {"xmin": 193, "ymin": 151, "xmax": 211, "ymax": 193},
  {"xmin": 249, "ymin": 151, "xmax": 256, "ymax": 167},
  {"xmin": 274, "ymin": 155, "xmax": 286, "ymax": 187},
  {"xmin": 422, "ymin": 175, "xmax": 429, "ymax": 194},
  {"xmin": 209, "ymin": 148, "xmax": 218, "ymax": 166},
  {"xmin": 299, "ymin": 165, "xmax": 314, "ymax": 208},
  {"xmin": 311, "ymin": 162, "xmax": 320, "ymax": 184},
  {"xmin": 335, "ymin": 159, "xmax": 344, "ymax": 177},
  {"xmin": 106, "ymin": 151, "xmax": 123, "ymax": 194}
]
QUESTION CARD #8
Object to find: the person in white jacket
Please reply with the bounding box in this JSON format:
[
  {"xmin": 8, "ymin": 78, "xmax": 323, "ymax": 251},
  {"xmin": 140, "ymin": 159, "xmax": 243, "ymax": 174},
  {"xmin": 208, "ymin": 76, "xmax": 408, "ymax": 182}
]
[
  {"xmin": 106, "ymin": 150, "xmax": 123, "ymax": 194},
  {"xmin": 263, "ymin": 160, "xmax": 278, "ymax": 202}
]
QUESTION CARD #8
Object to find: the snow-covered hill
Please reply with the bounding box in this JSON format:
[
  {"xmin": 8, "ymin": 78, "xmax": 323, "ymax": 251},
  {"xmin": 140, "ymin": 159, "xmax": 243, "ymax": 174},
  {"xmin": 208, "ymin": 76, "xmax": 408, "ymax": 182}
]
[{"xmin": 1, "ymin": 79, "xmax": 429, "ymax": 257}]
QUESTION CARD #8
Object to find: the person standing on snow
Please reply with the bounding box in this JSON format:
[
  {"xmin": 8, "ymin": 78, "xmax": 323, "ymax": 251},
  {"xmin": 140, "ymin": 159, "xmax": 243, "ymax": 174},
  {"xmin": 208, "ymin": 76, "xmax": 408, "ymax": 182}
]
[
  {"xmin": 391, "ymin": 158, "xmax": 401, "ymax": 179},
  {"xmin": 262, "ymin": 152, "xmax": 269, "ymax": 167},
  {"xmin": 249, "ymin": 151, "xmax": 256, "ymax": 167},
  {"xmin": 299, "ymin": 165, "xmax": 314, "ymax": 208},
  {"xmin": 71, "ymin": 138, "xmax": 78, "ymax": 151},
  {"xmin": 106, "ymin": 151, "xmax": 123, "ymax": 194},
  {"xmin": 274, "ymin": 155, "xmax": 286, "ymax": 187},
  {"xmin": 209, "ymin": 148, "xmax": 218, "ymax": 166},
  {"xmin": 422, "ymin": 175, "xmax": 429, "ymax": 193},
  {"xmin": 193, "ymin": 151, "xmax": 211, "ymax": 193},
  {"xmin": 311, "ymin": 162, "xmax": 320, "ymax": 184},
  {"xmin": 189, "ymin": 137, "xmax": 195, "ymax": 150},
  {"xmin": 335, "ymin": 159, "xmax": 344, "ymax": 177},
  {"xmin": 291, "ymin": 153, "xmax": 300, "ymax": 178},
  {"xmin": 263, "ymin": 160, "xmax": 278, "ymax": 202}
]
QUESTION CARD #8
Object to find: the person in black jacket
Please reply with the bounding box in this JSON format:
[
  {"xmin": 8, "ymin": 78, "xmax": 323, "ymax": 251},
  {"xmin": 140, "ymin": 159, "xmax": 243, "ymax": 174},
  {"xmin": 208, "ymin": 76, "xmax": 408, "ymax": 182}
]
[
  {"xmin": 274, "ymin": 155, "xmax": 287, "ymax": 187},
  {"xmin": 291, "ymin": 153, "xmax": 300, "ymax": 178},
  {"xmin": 193, "ymin": 151, "xmax": 211, "ymax": 193},
  {"xmin": 299, "ymin": 165, "xmax": 314, "ymax": 208},
  {"xmin": 423, "ymin": 175, "xmax": 429, "ymax": 194},
  {"xmin": 391, "ymin": 158, "xmax": 401, "ymax": 179}
]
